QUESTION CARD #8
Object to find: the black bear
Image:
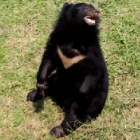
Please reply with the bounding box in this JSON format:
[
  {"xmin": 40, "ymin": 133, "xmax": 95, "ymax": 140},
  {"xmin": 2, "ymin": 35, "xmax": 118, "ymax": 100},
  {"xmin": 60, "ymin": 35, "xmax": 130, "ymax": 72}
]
[{"xmin": 27, "ymin": 3, "xmax": 109, "ymax": 138}]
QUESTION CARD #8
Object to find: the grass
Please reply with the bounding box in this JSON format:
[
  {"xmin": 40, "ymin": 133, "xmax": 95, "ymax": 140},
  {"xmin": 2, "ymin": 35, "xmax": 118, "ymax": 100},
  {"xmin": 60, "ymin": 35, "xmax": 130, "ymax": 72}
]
[{"xmin": 0, "ymin": 0, "xmax": 140, "ymax": 139}]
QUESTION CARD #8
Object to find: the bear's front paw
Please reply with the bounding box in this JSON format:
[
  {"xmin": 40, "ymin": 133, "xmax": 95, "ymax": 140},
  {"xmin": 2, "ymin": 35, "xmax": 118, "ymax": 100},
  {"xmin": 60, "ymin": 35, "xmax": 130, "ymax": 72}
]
[
  {"xmin": 50, "ymin": 126, "xmax": 66, "ymax": 138},
  {"xmin": 27, "ymin": 90, "xmax": 43, "ymax": 102}
]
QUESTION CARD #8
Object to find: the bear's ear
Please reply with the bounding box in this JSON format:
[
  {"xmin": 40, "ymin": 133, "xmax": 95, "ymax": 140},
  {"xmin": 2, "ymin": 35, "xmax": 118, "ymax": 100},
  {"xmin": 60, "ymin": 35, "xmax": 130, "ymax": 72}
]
[
  {"xmin": 61, "ymin": 2, "xmax": 73, "ymax": 12},
  {"xmin": 63, "ymin": 2, "xmax": 70, "ymax": 7},
  {"xmin": 63, "ymin": 2, "xmax": 73, "ymax": 6}
]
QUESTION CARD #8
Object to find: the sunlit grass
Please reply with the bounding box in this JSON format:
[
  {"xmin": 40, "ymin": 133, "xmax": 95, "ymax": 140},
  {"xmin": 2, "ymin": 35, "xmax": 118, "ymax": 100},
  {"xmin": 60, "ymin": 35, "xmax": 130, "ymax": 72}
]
[{"xmin": 0, "ymin": 0, "xmax": 140, "ymax": 139}]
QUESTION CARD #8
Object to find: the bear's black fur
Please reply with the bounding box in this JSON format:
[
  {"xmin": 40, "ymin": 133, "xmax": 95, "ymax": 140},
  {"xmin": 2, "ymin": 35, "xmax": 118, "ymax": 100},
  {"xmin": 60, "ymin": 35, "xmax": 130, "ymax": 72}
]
[{"xmin": 27, "ymin": 3, "xmax": 109, "ymax": 138}]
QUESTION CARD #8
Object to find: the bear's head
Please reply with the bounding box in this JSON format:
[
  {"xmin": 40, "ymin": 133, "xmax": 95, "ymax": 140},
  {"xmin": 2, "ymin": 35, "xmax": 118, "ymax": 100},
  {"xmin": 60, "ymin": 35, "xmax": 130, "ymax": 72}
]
[{"xmin": 60, "ymin": 3, "xmax": 100, "ymax": 26}]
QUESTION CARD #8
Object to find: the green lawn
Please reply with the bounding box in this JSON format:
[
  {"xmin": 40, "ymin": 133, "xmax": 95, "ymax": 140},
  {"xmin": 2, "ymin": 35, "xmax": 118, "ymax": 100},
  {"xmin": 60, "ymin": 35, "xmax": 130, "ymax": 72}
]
[{"xmin": 0, "ymin": 0, "xmax": 140, "ymax": 139}]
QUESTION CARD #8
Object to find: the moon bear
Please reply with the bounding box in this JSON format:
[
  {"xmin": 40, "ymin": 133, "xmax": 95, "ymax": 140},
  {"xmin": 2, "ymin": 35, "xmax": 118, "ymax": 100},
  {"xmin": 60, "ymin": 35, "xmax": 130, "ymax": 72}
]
[{"xmin": 27, "ymin": 3, "xmax": 109, "ymax": 138}]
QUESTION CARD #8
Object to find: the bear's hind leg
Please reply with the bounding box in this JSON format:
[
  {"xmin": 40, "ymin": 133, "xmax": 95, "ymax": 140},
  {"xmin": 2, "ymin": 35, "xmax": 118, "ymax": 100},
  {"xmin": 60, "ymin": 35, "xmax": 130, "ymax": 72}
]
[
  {"xmin": 50, "ymin": 101, "xmax": 84, "ymax": 138},
  {"xmin": 87, "ymin": 91, "xmax": 107, "ymax": 119}
]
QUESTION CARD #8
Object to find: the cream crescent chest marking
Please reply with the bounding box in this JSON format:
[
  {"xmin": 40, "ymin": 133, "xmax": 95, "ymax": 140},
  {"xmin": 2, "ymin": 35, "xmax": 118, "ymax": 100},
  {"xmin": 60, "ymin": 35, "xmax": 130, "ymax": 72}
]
[{"xmin": 57, "ymin": 47, "xmax": 86, "ymax": 69}]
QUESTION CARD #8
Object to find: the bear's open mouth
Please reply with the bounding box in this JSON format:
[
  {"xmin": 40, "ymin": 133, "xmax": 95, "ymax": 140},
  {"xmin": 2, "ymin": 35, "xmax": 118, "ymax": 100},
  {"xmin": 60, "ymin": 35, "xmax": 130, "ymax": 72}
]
[{"xmin": 84, "ymin": 16, "xmax": 96, "ymax": 25}]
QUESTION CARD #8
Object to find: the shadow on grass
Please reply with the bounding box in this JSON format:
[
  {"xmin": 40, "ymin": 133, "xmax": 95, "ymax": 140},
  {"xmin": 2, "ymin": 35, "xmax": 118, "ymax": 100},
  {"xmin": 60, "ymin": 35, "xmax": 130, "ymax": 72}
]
[{"xmin": 32, "ymin": 99, "xmax": 45, "ymax": 113}]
